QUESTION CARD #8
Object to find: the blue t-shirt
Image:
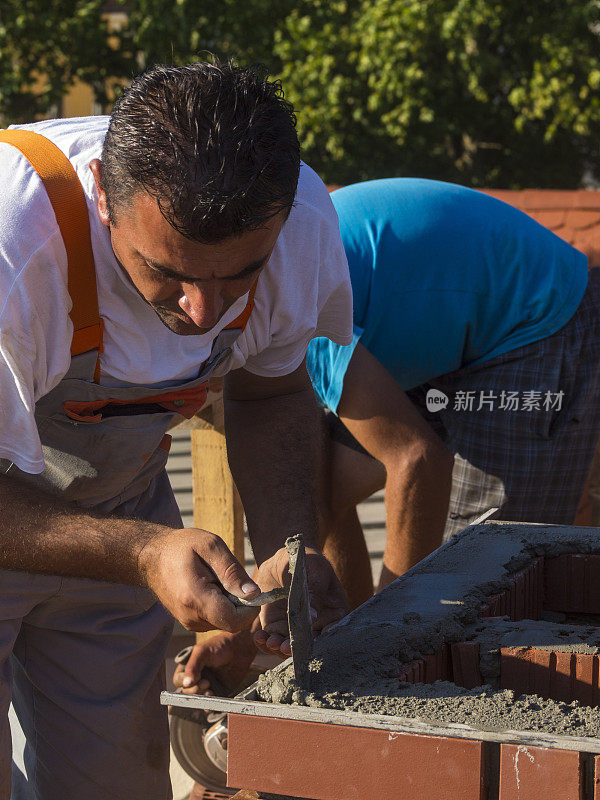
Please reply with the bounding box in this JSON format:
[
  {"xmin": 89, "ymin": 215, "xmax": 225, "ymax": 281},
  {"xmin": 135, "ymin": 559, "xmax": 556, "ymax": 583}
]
[{"xmin": 307, "ymin": 178, "xmax": 588, "ymax": 412}]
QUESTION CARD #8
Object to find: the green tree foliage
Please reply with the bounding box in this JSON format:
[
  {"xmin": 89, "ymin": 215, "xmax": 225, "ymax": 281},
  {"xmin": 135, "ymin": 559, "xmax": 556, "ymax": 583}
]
[
  {"xmin": 275, "ymin": 0, "xmax": 600, "ymax": 187},
  {"xmin": 128, "ymin": 0, "xmax": 296, "ymax": 72},
  {"xmin": 3, "ymin": 1, "xmax": 599, "ymax": 187},
  {"xmin": 0, "ymin": 0, "xmax": 130, "ymax": 123}
]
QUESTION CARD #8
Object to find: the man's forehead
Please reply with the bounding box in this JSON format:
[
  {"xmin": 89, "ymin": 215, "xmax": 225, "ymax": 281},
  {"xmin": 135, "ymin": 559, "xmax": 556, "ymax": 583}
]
[{"xmin": 126, "ymin": 196, "xmax": 286, "ymax": 280}]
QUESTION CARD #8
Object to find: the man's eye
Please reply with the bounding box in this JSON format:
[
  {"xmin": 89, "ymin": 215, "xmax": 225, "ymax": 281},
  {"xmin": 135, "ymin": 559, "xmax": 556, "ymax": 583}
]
[{"xmin": 146, "ymin": 263, "xmax": 176, "ymax": 281}]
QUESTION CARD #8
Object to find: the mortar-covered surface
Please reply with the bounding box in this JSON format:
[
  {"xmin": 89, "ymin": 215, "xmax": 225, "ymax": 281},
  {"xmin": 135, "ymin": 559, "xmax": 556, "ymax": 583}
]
[{"xmin": 257, "ymin": 522, "xmax": 600, "ymax": 739}]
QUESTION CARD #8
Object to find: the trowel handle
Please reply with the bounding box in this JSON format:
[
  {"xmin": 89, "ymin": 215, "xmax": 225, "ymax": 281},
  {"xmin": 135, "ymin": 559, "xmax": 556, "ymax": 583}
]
[{"xmin": 225, "ymin": 586, "xmax": 290, "ymax": 607}]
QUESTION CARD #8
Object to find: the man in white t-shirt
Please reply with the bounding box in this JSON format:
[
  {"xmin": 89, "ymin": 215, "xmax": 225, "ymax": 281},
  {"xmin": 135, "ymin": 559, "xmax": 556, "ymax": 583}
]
[{"xmin": 0, "ymin": 60, "xmax": 351, "ymax": 799}]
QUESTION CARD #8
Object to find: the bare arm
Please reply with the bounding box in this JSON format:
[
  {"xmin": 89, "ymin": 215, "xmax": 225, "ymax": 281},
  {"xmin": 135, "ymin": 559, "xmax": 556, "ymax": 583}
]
[
  {"xmin": 224, "ymin": 360, "xmax": 348, "ymax": 655},
  {"xmin": 0, "ymin": 475, "xmax": 259, "ymax": 632},
  {"xmin": 338, "ymin": 344, "xmax": 454, "ymax": 584},
  {"xmin": 224, "ymin": 360, "xmax": 320, "ymax": 562}
]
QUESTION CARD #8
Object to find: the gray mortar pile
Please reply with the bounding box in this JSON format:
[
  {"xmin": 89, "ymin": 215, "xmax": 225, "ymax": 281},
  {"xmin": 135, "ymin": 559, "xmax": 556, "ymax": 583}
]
[{"xmin": 257, "ymin": 522, "xmax": 600, "ymax": 738}]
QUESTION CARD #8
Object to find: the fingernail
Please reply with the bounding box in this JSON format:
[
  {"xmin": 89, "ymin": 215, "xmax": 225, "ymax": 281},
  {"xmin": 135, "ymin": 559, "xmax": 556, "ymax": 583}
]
[
  {"xmin": 242, "ymin": 582, "xmax": 259, "ymax": 595},
  {"xmin": 310, "ymin": 606, "xmax": 318, "ymax": 620},
  {"xmin": 182, "ymin": 677, "xmax": 193, "ymax": 687}
]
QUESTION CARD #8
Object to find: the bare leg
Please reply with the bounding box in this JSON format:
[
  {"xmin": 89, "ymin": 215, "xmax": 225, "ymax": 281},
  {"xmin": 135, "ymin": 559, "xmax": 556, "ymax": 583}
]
[
  {"xmin": 317, "ymin": 411, "xmax": 386, "ymax": 609},
  {"xmin": 321, "ymin": 504, "xmax": 373, "ymax": 610}
]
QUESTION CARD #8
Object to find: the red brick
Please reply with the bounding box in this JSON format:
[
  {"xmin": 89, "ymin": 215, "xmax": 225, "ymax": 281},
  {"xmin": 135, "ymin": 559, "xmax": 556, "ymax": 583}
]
[
  {"xmin": 533, "ymin": 558, "xmax": 544, "ymax": 620},
  {"xmin": 529, "ymin": 649, "xmax": 553, "ymax": 699},
  {"xmin": 424, "ymin": 652, "xmax": 438, "ymax": 683},
  {"xmin": 545, "ymin": 554, "xmax": 600, "ymax": 614},
  {"xmin": 585, "ymin": 556, "xmax": 600, "ymax": 612},
  {"xmin": 500, "ymin": 648, "xmax": 533, "ymax": 698},
  {"xmin": 227, "ymin": 714, "xmax": 485, "ymax": 800},
  {"xmin": 423, "ymin": 645, "xmax": 450, "ymax": 683},
  {"xmin": 499, "ymin": 745, "xmax": 582, "ymax": 800},
  {"xmin": 398, "ymin": 658, "xmax": 426, "ymax": 684},
  {"xmin": 481, "ymin": 559, "xmax": 544, "ymax": 622},
  {"xmin": 552, "ymin": 652, "xmax": 575, "ymax": 703},
  {"xmin": 451, "ymin": 642, "xmax": 483, "ymax": 689},
  {"xmin": 511, "ymin": 571, "xmax": 526, "ymax": 620},
  {"xmin": 480, "ymin": 594, "xmax": 501, "ymax": 617},
  {"xmin": 502, "ymin": 648, "xmax": 600, "ymax": 706},
  {"xmin": 574, "ymin": 652, "xmax": 599, "ymax": 707}
]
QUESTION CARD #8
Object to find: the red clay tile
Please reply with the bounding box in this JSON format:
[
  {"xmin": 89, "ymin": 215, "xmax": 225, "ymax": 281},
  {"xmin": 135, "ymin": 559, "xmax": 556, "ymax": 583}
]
[
  {"xmin": 531, "ymin": 210, "xmax": 568, "ymax": 230},
  {"xmin": 485, "ymin": 189, "xmax": 600, "ymax": 211},
  {"xmin": 564, "ymin": 209, "xmax": 600, "ymax": 231},
  {"xmin": 227, "ymin": 715, "xmax": 485, "ymax": 800},
  {"xmin": 499, "ymin": 744, "xmax": 582, "ymax": 800},
  {"xmin": 481, "ymin": 190, "xmax": 600, "ymax": 266}
]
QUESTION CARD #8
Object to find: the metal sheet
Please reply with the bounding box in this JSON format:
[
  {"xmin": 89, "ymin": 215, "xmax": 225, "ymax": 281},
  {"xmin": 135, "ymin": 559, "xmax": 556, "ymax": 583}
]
[{"xmin": 160, "ymin": 690, "xmax": 600, "ymax": 754}]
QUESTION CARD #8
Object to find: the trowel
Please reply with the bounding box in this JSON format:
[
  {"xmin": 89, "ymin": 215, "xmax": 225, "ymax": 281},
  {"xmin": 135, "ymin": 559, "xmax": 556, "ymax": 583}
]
[
  {"xmin": 228, "ymin": 534, "xmax": 314, "ymax": 688},
  {"xmin": 286, "ymin": 534, "xmax": 314, "ymax": 689},
  {"xmin": 169, "ymin": 537, "xmax": 313, "ymax": 793}
]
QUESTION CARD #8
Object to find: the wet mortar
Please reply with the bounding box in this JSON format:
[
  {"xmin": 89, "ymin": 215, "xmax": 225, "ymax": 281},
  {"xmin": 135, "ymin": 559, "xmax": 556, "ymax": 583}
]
[{"xmin": 257, "ymin": 523, "xmax": 600, "ymax": 739}]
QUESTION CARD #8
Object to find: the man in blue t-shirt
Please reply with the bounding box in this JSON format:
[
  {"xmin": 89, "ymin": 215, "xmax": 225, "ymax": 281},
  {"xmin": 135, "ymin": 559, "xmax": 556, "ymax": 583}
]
[
  {"xmin": 172, "ymin": 178, "xmax": 600, "ymax": 741},
  {"xmin": 307, "ymin": 178, "xmax": 600, "ymax": 607}
]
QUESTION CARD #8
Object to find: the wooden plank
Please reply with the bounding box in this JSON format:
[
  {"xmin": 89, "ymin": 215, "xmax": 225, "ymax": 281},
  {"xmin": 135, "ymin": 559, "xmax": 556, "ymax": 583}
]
[{"xmin": 191, "ymin": 401, "xmax": 245, "ymax": 644}]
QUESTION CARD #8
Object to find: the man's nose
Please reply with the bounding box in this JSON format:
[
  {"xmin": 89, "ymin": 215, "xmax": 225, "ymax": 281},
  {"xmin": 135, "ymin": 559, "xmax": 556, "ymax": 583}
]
[{"xmin": 178, "ymin": 282, "xmax": 223, "ymax": 329}]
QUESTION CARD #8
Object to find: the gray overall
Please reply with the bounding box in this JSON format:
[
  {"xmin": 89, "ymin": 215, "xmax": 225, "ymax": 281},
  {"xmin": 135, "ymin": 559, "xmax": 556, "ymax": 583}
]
[{"xmin": 0, "ymin": 319, "xmax": 250, "ymax": 800}]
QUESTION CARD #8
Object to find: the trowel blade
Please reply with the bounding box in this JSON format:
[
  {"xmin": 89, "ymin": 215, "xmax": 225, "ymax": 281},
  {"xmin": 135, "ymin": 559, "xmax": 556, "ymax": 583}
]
[{"xmin": 286, "ymin": 534, "xmax": 313, "ymax": 689}]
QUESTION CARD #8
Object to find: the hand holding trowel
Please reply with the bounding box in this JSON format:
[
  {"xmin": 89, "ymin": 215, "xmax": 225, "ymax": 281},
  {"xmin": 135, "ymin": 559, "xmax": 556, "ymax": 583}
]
[{"xmin": 230, "ymin": 533, "xmax": 314, "ymax": 688}]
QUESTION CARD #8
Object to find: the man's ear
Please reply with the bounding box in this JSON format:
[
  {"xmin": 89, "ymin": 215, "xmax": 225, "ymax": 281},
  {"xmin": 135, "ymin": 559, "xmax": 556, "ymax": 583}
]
[{"xmin": 89, "ymin": 159, "xmax": 110, "ymax": 227}]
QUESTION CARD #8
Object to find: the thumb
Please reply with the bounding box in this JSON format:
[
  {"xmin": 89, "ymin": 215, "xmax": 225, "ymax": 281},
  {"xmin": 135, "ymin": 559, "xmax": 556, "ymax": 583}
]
[
  {"xmin": 182, "ymin": 645, "xmax": 207, "ymax": 687},
  {"xmin": 196, "ymin": 532, "xmax": 260, "ymax": 600}
]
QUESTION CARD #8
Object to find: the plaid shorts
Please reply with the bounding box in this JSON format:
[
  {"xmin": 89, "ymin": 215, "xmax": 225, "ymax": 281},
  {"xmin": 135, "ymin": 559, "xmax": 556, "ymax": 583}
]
[
  {"xmin": 411, "ymin": 268, "xmax": 600, "ymax": 540},
  {"xmin": 330, "ymin": 269, "xmax": 600, "ymax": 542}
]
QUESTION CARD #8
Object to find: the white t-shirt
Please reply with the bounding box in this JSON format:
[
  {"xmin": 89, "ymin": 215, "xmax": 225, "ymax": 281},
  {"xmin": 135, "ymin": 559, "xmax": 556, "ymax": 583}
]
[{"xmin": 0, "ymin": 116, "xmax": 352, "ymax": 474}]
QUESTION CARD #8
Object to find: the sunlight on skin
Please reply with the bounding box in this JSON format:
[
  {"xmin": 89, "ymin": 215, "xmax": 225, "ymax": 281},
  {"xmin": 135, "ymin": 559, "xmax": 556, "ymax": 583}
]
[{"xmin": 89, "ymin": 158, "xmax": 285, "ymax": 336}]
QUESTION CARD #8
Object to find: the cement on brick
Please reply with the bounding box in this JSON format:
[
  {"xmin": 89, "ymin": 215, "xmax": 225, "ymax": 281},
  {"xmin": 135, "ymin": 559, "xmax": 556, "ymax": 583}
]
[
  {"xmin": 257, "ymin": 522, "xmax": 600, "ymax": 739},
  {"xmin": 470, "ymin": 618, "xmax": 600, "ymax": 686}
]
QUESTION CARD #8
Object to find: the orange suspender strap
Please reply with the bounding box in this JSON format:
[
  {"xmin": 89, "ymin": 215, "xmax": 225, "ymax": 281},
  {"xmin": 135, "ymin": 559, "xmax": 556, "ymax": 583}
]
[
  {"xmin": 0, "ymin": 129, "xmax": 103, "ymax": 381},
  {"xmin": 225, "ymin": 278, "xmax": 258, "ymax": 331}
]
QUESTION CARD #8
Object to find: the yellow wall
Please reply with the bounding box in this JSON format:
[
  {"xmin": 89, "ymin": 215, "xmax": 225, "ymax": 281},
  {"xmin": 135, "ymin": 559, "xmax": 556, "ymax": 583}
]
[
  {"xmin": 62, "ymin": 80, "xmax": 97, "ymax": 118},
  {"xmin": 61, "ymin": 11, "xmax": 128, "ymax": 118}
]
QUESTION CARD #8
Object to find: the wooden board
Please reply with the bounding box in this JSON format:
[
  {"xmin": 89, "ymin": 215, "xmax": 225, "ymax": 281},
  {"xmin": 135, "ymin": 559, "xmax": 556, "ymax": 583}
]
[{"xmin": 191, "ymin": 399, "xmax": 245, "ymax": 643}]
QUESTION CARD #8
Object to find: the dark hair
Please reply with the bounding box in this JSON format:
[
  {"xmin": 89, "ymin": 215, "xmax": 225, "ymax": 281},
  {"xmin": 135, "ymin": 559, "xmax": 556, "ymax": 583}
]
[{"xmin": 101, "ymin": 59, "xmax": 300, "ymax": 242}]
